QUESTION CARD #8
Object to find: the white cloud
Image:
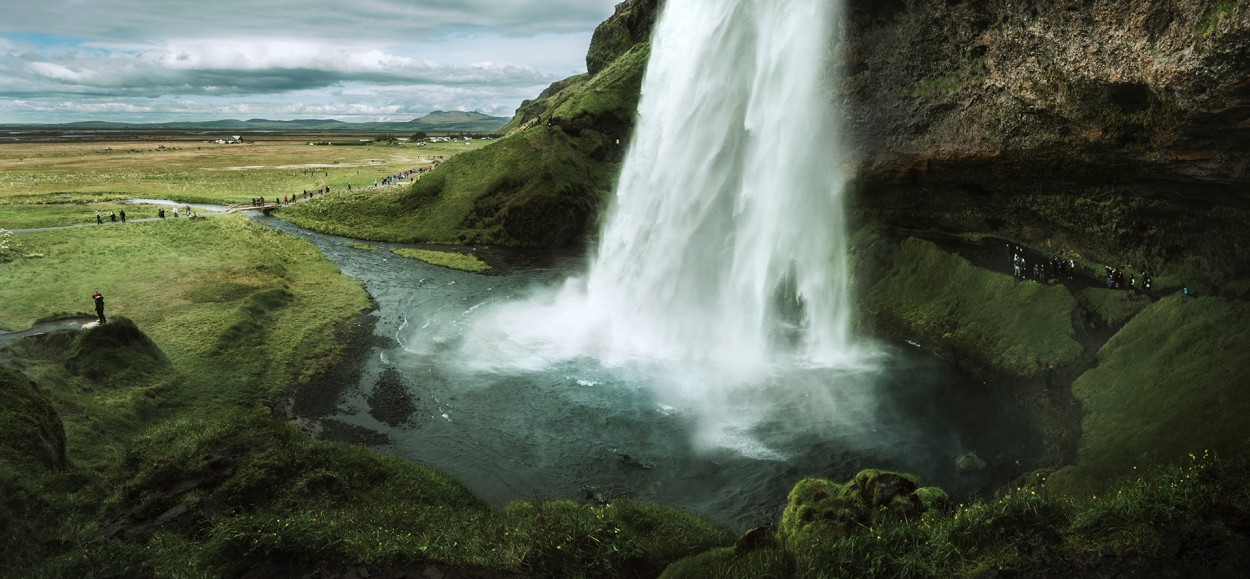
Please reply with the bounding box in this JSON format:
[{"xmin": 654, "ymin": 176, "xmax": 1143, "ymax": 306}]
[
  {"xmin": 0, "ymin": 0, "xmax": 625, "ymax": 123},
  {"xmin": 2, "ymin": 0, "xmax": 618, "ymax": 42}
]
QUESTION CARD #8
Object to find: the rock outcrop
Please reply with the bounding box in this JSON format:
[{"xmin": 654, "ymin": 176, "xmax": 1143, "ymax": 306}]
[
  {"xmin": 780, "ymin": 470, "xmax": 948, "ymax": 546},
  {"xmin": 844, "ymin": 0, "xmax": 1250, "ymax": 294}
]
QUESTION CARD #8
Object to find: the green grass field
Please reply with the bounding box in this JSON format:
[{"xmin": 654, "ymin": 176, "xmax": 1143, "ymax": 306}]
[
  {"xmin": 4, "ymin": 130, "xmax": 1250, "ymax": 575},
  {"xmin": 0, "ymin": 135, "xmax": 485, "ymax": 230},
  {"xmin": 0, "ymin": 171, "xmax": 734, "ymax": 577}
]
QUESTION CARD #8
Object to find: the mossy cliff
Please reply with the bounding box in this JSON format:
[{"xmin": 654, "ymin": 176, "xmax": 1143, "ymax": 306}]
[
  {"xmin": 844, "ymin": 0, "xmax": 1250, "ymax": 296},
  {"xmin": 836, "ymin": 0, "xmax": 1250, "ymax": 501}
]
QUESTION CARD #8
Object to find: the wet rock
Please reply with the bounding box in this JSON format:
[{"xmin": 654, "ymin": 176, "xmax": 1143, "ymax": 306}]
[
  {"xmin": 318, "ymin": 419, "xmax": 390, "ymax": 446},
  {"xmin": 957, "ymin": 452, "xmax": 988, "ymax": 473},
  {"xmin": 367, "ymin": 367, "xmax": 417, "ymax": 427},
  {"xmin": 617, "ymin": 453, "xmax": 650, "ymax": 470},
  {"xmin": 154, "ymin": 503, "xmax": 190, "ymax": 526},
  {"xmin": 734, "ymin": 525, "xmax": 775, "ymax": 554}
]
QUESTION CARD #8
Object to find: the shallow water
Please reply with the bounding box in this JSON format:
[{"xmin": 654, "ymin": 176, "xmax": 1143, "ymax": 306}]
[
  {"xmin": 261, "ymin": 217, "xmax": 1039, "ymax": 530},
  {"xmin": 124, "ymin": 198, "xmax": 229, "ymax": 213}
]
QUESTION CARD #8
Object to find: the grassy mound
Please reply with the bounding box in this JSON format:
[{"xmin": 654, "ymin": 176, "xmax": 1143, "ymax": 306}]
[
  {"xmin": 663, "ymin": 455, "xmax": 1250, "ymax": 578},
  {"xmin": 1075, "ymin": 287, "xmax": 1152, "ymax": 329},
  {"xmin": 0, "ymin": 365, "xmax": 66, "ymax": 471},
  {"xmin": 862, "ymin": 236, "xmax": 1083, "ymax": 378},
  {"xmin": 66, "ymin": 317, "xmax": 169, "ymax": 386},
  {"xmin": 0, "ymin": 366, "xmax": 67, "ymax": 569},
  {"xmin": 23, "ymin": 412, "xmax": 731, "ymax": 578},
  {"xmin": 1056, "ymin": 295, "xmax": 1250, "ymax": 493}
]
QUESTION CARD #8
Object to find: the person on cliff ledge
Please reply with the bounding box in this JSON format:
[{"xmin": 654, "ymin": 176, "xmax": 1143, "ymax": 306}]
[{"xmin": 92, "ymin": 291, "xmax": 106, "ymax": 324}]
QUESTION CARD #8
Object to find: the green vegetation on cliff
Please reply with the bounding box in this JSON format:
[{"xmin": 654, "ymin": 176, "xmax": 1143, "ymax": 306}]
[
  {"xmin": 1057, "ymin": 295, "xmax": 1250, "ymax": 492},
  {"xmin": 862, "ymin": 236, "xmax": 1083, "ymax": 378},
  {"xmin": 280, "ymin": 6, "xmax": 654, "ymax": 247}
]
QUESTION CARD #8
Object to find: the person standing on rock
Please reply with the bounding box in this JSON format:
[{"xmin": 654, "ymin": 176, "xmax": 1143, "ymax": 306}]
[{"xmin": 92, "ymin": 291, "xmax": 106, "ymax": 324}]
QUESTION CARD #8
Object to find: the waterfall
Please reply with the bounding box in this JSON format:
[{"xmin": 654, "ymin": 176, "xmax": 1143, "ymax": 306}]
[
  {"xmin": 453, "ymin": 0, "xmax": 862, "ymax": 440},
  {"xmin": 583, "ymin": 0, "xmax": 851, "ymax": 372}
]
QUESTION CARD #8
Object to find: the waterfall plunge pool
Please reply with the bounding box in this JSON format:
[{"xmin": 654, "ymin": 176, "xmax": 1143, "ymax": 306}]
[{"xmin": 264, "ymin": 217, "xmax": 1040, "ymax": 531}]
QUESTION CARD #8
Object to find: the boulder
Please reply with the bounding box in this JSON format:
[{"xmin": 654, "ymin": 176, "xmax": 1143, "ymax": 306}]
[{"xmin": 957, "ymin": 452, "xmax": 988, "ymax": 473}]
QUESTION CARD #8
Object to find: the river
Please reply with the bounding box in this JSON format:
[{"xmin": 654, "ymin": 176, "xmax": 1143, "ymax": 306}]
[{"xmin": 257, "ymin": 215, "xmax": 1039, "ymax": 530}]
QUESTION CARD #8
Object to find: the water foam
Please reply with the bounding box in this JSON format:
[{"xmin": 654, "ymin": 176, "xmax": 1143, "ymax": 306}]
[{"xmin": 450, "ymin": 0, "xmax": 868, "ymax": 453}]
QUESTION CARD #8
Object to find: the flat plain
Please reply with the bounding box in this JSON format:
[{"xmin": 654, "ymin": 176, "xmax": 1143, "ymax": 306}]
[{"xmin": 0, "ymin": 132, "xmax": 486, "ymax": 230}]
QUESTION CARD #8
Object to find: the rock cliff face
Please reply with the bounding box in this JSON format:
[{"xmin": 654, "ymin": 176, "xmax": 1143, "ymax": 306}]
[
  {"xmin": 844, "ymin": 0, "xmax": 1250, "ymax": 293},
  {"xmin": 403, "ymin": 0, "xmax": 1249, "ymax": 282}
]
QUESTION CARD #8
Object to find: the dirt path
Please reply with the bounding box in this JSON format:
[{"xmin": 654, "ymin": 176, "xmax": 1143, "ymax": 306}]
[
  {"xmin": 7, "ymin": 217, "xmax": 187, "ymax": 236},
  {"xmin": 0, "ymin": 317, "xmax": 98, "ymax": 347},
  {"xmin": 0, "ymin": 317, "xmax": 98, "ymax": 369}
]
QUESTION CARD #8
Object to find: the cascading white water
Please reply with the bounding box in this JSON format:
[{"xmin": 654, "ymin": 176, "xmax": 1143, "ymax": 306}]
[
  {"xmin": 448, "ymin": 0, "xmax": 866, "ymax": 455},
  {"xmin": 583, "ymin": 0, "xmax": 851, "ymax": 371}
]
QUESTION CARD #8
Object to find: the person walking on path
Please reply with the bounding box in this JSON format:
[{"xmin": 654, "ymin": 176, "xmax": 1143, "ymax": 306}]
[
  {"xmin": 119, "ymin": 210, "xmax": 126, "ymax": 223},
  {"xmin": 96, "ymin": 211, "xmax": 103, "ymax": 225},
  {"xmin": 92, "ymin": 291, "xmax": 106, "ymax": 324}
]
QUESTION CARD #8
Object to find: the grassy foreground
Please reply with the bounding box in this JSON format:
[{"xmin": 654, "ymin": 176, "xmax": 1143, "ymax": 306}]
[
  {"xmin": 0, "ymin": 216, "xmax": 732, "ymax": 577},
  {"xmin": 663, "ymin": 454, "xmax": 1250, "ymax": 578}
]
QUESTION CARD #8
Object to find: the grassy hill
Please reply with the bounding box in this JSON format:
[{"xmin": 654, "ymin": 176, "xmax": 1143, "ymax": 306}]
[{"xmin": 278, "ymin": 0, "xmax": 661, "ymax": 248}]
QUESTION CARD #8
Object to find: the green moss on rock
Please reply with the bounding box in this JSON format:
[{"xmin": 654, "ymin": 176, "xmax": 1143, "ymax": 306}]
[
  {"xmin": 585, "ymin": 0, "xmax": 662, "ymax": 76},
  {"xmin": 0, "ymin": 365, "xmax": 67, "ymax": 470},
  {"xmin": 780, "ymin": 470, "xmax": 940, "ymax": 549}
]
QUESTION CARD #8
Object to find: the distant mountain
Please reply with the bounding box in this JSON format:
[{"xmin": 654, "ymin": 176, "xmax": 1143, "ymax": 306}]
[
  {"xmin": 2, "ymin": 111, "xmax": 509, "ymax": 133},
  {"xmin": 413, "ymin": 110, "xmax": 505, "ymax": 130}
]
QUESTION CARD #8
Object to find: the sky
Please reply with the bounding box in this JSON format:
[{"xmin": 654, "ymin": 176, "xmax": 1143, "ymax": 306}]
[{"xmin": 0, "ymin": 0, "xmax": 621, "ymax": 124}]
